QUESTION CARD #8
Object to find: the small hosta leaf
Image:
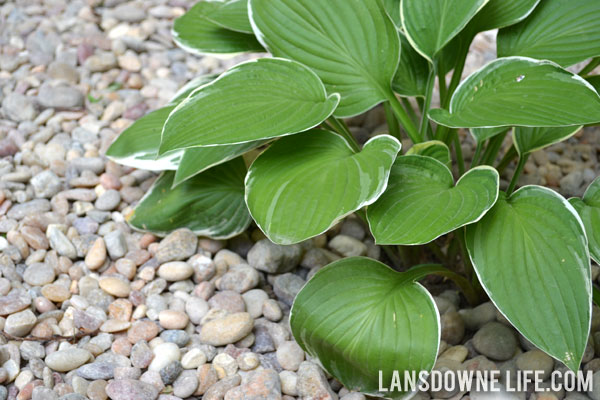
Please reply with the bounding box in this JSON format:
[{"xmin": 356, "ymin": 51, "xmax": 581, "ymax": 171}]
[
  {"xmin": 205, "ymin": 0, "xmax": 253, "ymax": 34},
  {"xmin": 172, "ymin": 0, "xmax": 263, "ymax": 55},
  {"xmin": 250, "ymin": 0, "xmax": 399, "ymax": 117},
  {"xmin": 513, "ymin": 126, "xmax": 582, "ymax": 156},
  {"xmin": 393, "ymin": 32, "xmax": 430, "ymax": 98},
  {"xmin": 467, "ymin": 187, "xmax": 591, "ymax": 371},
  {"xmin": 401, "ymin": 0, "xmax": 489, "ymax": 61},
  {"xmin": 129, "ymin": 158, "xmax": 251, "ymax": 239},
  {"xmin": 470, "ymin": 0, "xmax": 541, "ymax": 32},
  {"xmin": 291, "ymin": 257, "xmax": 440, "ymax": 398},
  {"xmin": 497, "ymin": 0, "xmax": 600, "ymax": 67},
  {"xmin": 429, "ymin": 57, "xmax": 600, "ymax": 128},
  {"xmin": 368, "ymin": 155, "xmax": 499, "ymax": 245},
  {"xmin": 406, "ymin": 141, "xmax": 451, "ymax": 167},
  {"xmin": 160, "ymin": 58, "xmax": 339, "ymax": 152},
  {"xmin": 245, "ymin": 130, "xmax": 401, "ymax": 245},
  {"xmin": 569, "ymin": 177, "xmax": 600, "ymax": 264},
  {"xmin": 470, "ymin": 127, "xmax": 508, "ymax": 145}
]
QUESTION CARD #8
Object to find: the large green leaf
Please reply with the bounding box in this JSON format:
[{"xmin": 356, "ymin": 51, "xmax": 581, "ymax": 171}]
[
  {"xmin": 513, "ymin": 126, "xmax": 582, "ymax": 156},
  {"xmin": 246, "ymin": 130, "xmax": 401, "ymax": 245},
  {"xmin": 406, "ymin": 141, "xmax": 451, "ymax": 167},
  {"xmin": 429, "ymin": 57, "xmax": 600, "ymax": 128},
  {"xmin": 170, "ymin": 74, "xmax": 219, "ymax": 104},
  {"xmin": 129, "ymin": 158, "xmax": 251, "ymax": 239},
  {"xmin": 368, "ymin": 155, "xmax": 498, "ymax": 245},
  {"xmin": 466, "ymin": 186, "xmax": 591, "ymax": 371},
  {"xmin": 569, "ymin": 178, "xmax": 600, "ymax": 264},
  {"xmin": 383, "ymin": 0, "xmax": 401, "ymax": 27},
  {"xmin": 204, "ymin": 0, "xmax": 253, "ymax": 34},
  {"xmin": 392, "ymin": 32, "xmax": 430, "ymax": 98},
  {"xmin": 172, "ymin": 0, "xmax": 263, "ymax": 55},
  {"xmin": 160, "ymin": 58, "xmax": 339, "ymax": 153},
  {"xmin": 290, "ymin": 257, "xmax": 440, "ymax": 398},
  {"xmin": 497, "ymin": 0, "xmax": 600, "ymax": 67},
  {"xmin": 401, "ymin": 0, "xmax": 488, "ymax": 61},
  {"xmin": 469, "ymin": 0, "xmax": 541, "ymax": 32},
  {"xmin": 249, "ymin": 0, "xmax": 399, "ymax": 117},
  {"xmin": 469, "ymin": 127, "xmax": 508, "ymax": 145},
  {"xmin": 173, "ymin": 140, "xmax": 266, "ymax": 187}
]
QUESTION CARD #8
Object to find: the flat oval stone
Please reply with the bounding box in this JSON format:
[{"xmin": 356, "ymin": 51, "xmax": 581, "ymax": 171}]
[
  {"xmin": 105, "ymin": 379, "xmax": 159, "ymax": 400},
  {"xmin": 23, "ymin": 263, "xmax": 56, "ymax": 286},
  {"xmin": 45, "ymin": 348, "xmax": 92, "ymax": 372}
]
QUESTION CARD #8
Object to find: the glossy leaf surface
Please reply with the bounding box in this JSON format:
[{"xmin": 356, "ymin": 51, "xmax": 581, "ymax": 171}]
[
  {"xmin": 429, "ymin": 58, "xmax": 600, "ymax": 128},
  {"xmin": 160, "ymin": 58, "xmax": 339, "ymax": 152},
  {"xmin": 466, "ymin": 187, "xmax": 591, "ymax": 371},
  {"xmin": 246, "ymin": 130, "xmax": 401, "ymax": 245},
  {"xmin": 469, "ymin": 0, "xmax": 541, "ymax": 32},
  {"xmin": 570, "ymin": 178, "xmax": 600, "ymax": 264},
  {"xmin": 205, "ymin": 0, "xmax": 253, "ymax": 33},
  {"xmin": 368, "ymin": 156, "xmax": 498, "ymax": 245},
  {"xmin": 401, "ymin": 0, "xmax": 488, "ymax": 61},
  {"xmin": 393, "ymin": 33, "xmax": 430, "ymax": 98},
  {"xmin": 250, "ymin": 0, "xmax": 399, "ymax": 117},
  {"xmin": 497, "ymin": 0, "xmax": 600, "ymax": 67},
  {"xmin": 406, "ymin": 141, "xmax": 451, "ymax": 167},
  {"xmin": 470, "ymin": 127, "xmax": 507, "ymax": 144},
  {"xmin": 291, "ymin": 257, "xmax": 439, "ymax": 398},
  {"xmin": 172, "ymin": 0, "xmax": 263, "ymax": 55},
  {"xmin": 129, "ymin": 158, "xmax": 251, "ymax": 239},
  {"xmin": 513, "ymin": 126, "xmax": 581, "ymax": 156}
]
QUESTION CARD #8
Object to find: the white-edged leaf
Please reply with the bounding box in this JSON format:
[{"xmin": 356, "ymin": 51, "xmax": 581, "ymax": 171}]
[
  {"xmin": 513, "ymin": 126, "xmax": 582, "ymax": 156},
  {"xmin": 204, "ymin": 0, "xmax": 253, "ymax": 34},
  {"xmin": 570, "ymin": 177, "xmax": 600, "ymax": 264},
  {"xmin": 393, "ymin": 32, "xmax": 430, "ymax": 98},
  {"xmin": 406, "ymin": 141, "xmax": 451, "ymax": 167}
]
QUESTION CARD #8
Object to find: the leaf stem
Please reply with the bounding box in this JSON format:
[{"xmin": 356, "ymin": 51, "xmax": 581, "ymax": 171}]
[
  {"xmin": 451, "ymin": 130, "xmax": 465, "ymax": 175},
  {"xmin": 507, "ymin": 154, "xmax": 529, "ymax": 195},
  {"xmin": 401, "ymin": 97, "xmax": 419, "ymax": 124},
  {"xmin": 496, "ymin": 145, "xmax": 518, "ymax": 175},
  {"xmin": 480, "ymin": 132, "xmax": 506, "ymax": 165},
  {"xmin": 471, "ymin": 141, "xmax": 482, "ymax": 167},
  {"xmin": 580, "ymin": 57, "xmax": 600, "ymax": 76},
  {"xmin": 327, "ymin": 117, "xmax": 360, "ymax": 152},
  {"xmin": 438, "ymin": 69, "xmax": 448, "ymax": 105},
  {"xmin": 403, "ymin": 263, "xmax": 479, "ymax": 306},
  {"xmin": 443, "ymin": 35, "xmax": 472, "ymax": 109},
  {"xmin": 420, "ymin": 66, "xmax": 437, "ymax": 140},
  {"xmin": 383, "ymin": 102, "xmax": 402, "ymax": 143},
  {"xmin": 386, "ymin": 93, "xmax": 422, "ymax": 144},
  {"xmin": 593, "ymin": 286, "xmax": 600, "ymax": 307}
]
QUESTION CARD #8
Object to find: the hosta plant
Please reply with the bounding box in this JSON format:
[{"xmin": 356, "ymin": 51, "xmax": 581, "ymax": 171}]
[{"xmin": 107, "ymin": 0, "xmax": 600, "ymax": 397}]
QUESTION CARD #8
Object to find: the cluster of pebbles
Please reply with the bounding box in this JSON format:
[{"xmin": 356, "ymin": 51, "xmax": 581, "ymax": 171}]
[{"xmin": 1, "ymin": 0, "xmax": 600, "ymax": 400}]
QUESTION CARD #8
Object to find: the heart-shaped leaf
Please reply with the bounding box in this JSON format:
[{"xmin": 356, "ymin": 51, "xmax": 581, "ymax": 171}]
[
  {"xmin": 429, "ymin": 57, "xmax": 600, "ymax": 128},
  {"xmin": 393, "ymin": 32, "xmax": 430, "ymax": 98},
  {"xmin": 466, "ymin": 186, "xmax": 591, "ymax": 371},
  {"xmin": 249, "ymin": 0, "xmax": 399, "ymax": 117},
  {"xmin": 383, "ymin": 0, "xmax": 401, "ymax": 27},
  {"xmin": 172, "ymin": 0, "xmax": 263, "ymax": 55},
  {"xmin": 160, "ymin": 58, "xmax": 339, "ymax": 153},
  {"xmin": 401, "ymin": 0, "xmax": 489, "ymax": 61},
  {"xmin": 470, "ymin": 127, "xmax": 508, "ymax": 145},
  {"xmin": 406, "ymin": 141, "xmax": 451, "ymax": 167},
  {"xmin": 173, "ymin": 140, "xmax": 267, "ymax": 187},
  {"xmin": 497, "ymin": 0, "xmax": 600, "ymax": 67},
  {"xmin": 367, "ymin": 155, "xmax": 499, "ymax": 245},
  {"xmin": 246, "ymin": 130, "xmax": 401, "ymax": 245},
  {"xmin": 204, "ymin": 0, "xmax": 253, "ymax": 34},
  {"xmin": 469, "ymin": 0, "xmax": 541, "ymax": 32},
  {"xmin": 290, "ymin": 256, "xmax": 440, "ymax": 398},
  {"xmin": 569, "ymin": 178, "xmax": 600, "ymax": 264},
  {"xmin": 513, "ymin": 126, "xmax": 582, "ymax": 156},
  {"xmin": 129, "ymin": 158, "xmax": 251, "ymax": 239}
]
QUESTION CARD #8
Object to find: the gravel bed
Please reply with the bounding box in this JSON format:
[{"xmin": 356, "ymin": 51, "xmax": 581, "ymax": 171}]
[{"xmin": 1, "ymin": 1, "xmax": 600, "ymax": 400}]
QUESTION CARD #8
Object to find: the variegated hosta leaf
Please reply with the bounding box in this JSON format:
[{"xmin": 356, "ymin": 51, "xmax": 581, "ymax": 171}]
[
  {"xmin": 513, "ymin": 126, "xmax": 582, "ymax": 156},
  {"xmin": 570, "ymin": 177, "xmax": 600, "ymax": 264}
]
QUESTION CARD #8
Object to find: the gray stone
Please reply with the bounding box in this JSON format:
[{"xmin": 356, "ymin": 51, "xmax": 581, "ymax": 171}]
[
  {"xmin": 297, "ymin": 361, "xmax": 338, "ymax": 400},
  {"xmin": 95, "ymin": 189, "xmax": 121, "ymax": 211},
  {"xmin": 247, "ymin": 239, "xmax": 302, "ymax": 274},
  {"xmin": 224, "ymin": 368, "xmax": 282, "ymax": 399},
  {"xmin": 104, "ymin": 229, "xmax": 128, "ymax": 259},
  {"xmin": 105, "ymin": 379, "xmax": 159, "ymax": 400},
  {"xmin": 7, "ymin": 200, "xmax": 50, "ymax": 220},
  {"xmin": 38, "ymin": 83, "xmax": 84, "ymax": 109},
  {"xmin": 458, "ymin": 302, "xmax": 497, "ymax": 331},
  {"xmin": 217, "ymin": 265, "xmax": 260, "ymax": 293},
  {"xmin": 329, "ymin": 234, "xmax": 367, "ymax": 257},
  {"xmin": 160, "ymin": 330, "xmax": 190, "ymax": 347},
  {"xmin": 47, "ymin": 225, "xmax": 77, "ymax": 259},
  {"xmin": 23, "ymin": 263, "xmax": 56, "ymax": 286},
  {"xmin": 45, "ymin": 348, "xmax": 92, "ymax": 372},
  {"xmin": 2, "ymin": 93, "xmax": 38, "ymax": 122},
  {"xmin": 473, "ymin": 322, "xmax": 518, "ymax": 361},
  {"xmin": 84, "ymin": 52, "xmax": 118, "ymax": 73},
  {"xmin": 76, "ymin": 362, "xmax": 115, "ymax": 380},
  {"xmin": 173, "ymin": 369, "xmax": 198, "ymax": 398},
  {"xmin": 114, "ymin": 2, "xmax": 146, "ymax": 22},
  {"xmin": 0, "ymin": 290, "xmax": 32, "ymax": 316},
  {"xmin": 155, "ymin": 229, "xmax": 197, "ymax": 263},
  {"xmin": 4, "ymin": 309, "xmax": 37, "ymax": 337},
  {"xmin": 31, "ymin": 170, "xmax": 62, "ymax": 198},
  {"xmin": 160, "ymin": 360, "xmax": 183, "ymax": 385},
  {"xmin": 273, "ymin": 273, "xmax": 305, "ymax": 306},
  {"xmin": 20, "ymin": 341, "xmax": 45, "ymax": 360}
]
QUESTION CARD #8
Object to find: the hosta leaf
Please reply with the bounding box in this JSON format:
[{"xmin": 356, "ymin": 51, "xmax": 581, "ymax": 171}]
[
  {"xmin": 406, "ymin": 141, "xmax": 451, "ymax": 167},
  {"xmin": 368, "ymin": 155, "xmax": 498, "ymax": 245},
  {"xmin": 250, "ymin": 0, "xmax": 399, "ymax": 117},
  {"xmin": 383, "ymin": 0, "xmax": 401, "ymax": 27},
  {"xmin": 569, "ymin": 178, "xmax": 600, "ymax": 264},
  {"xmin": 290, "ymin": 257, "xmax": 439, "ymax": 398},
  {"xmin": 466, "ymin": 187, "xmax": 591, "ymax": 371},
  {"xmin": 393, "ymin": 33, "xmax": 430, "ymax": 98},
  {"xmin": 172, "ymin": 0, "xmax": 263, "ymax": 55},
  {"xmin": 204, "ymin": 0, "xmax": 252, "ymax": 34},
  {"xmin": 513, "ymin": 126, "xmax": 582, "ymax": 156},
  {"xmin": 469, "ymin": 127, "xmax": 508, "ymax": 144},
  {"xmin": 588, "ymin": 76, "xmax": 600, "ymax": 92},
  {"xmin": 469, "ymin": 0, "xmax": 541, "ymax": 32},
  {"xmin": 170, "ymin": 74, "xmax": 219, "ymax": 104},
  {"xmin": 160, "ymin": 58, "xmax": 339, "ymax": 152},
  {"xmin": 497, "ymin": 0, "xmax": 600, "ymax": 67},
  {"xmin": 429, "ymin": 57, "xmax": 600, "ymax": 128},
  {"xmin": 129, "ymin": 158, "xmax": 251, "ymax": 239},
  {"xmin": 401, "ymin": 0, "xmax": 489, "ymax": 61},
  {"xmin": 173, "ymin": 140, "xmax": 267, "ymax": 187},
  {"xmin": 246, "ymin": 130, "xmax": 401, "ymax": 245}
]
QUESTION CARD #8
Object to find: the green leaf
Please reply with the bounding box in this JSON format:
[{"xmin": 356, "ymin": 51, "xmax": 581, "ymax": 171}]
[
  {"xmin": 401, "ymin": 0, "xmax": 489, "ymax": 61},
  {"xmin": 129, "ymin": 158, "xmax": 251, "ymax": 239},
  {"xmin": 170, "ymin": 74, "xmax": 219, "ymax": 104},
  {"xmin": 173, "ymin": 140, "xmax": 267, "ymax": 187},
  {"xmin": 497, "ymin": 0, "xmax": 600, "ymax": 67},
  {"xmin": 569, "ymin": 178, "xmax": 600, "ymax": 264},
  {"xmin": 513, "ymin": 126, "xmax": 582, "ymax": 156},
  {"xmin": 392, "ymin": 32, "xmax": 430, "ymax": 98},
  {"xmin": 172, "ymin": 0, "xmax": 263, "ymax": 55},
  {"xmin": 429, "ymin": 57, "xmax": 600, "ymax": 128},
  {"xmin": 469, "ymin": 0, "xmax": 541, "ymax": 32},
  {"xmin": 406, "ymin": 141, "xmax": 451, "ymax": 167},
  {"xmin": 290, "ymin": 256, "xmax": 439, "ymax": 398},
  {"xmin": 383, "ymin": 0, "xmax": 401, "ymax": 27},
  {"xmin": 160, "ymin": 58, "xmax": 339, "ymax": 153},
  {"xmin": 466, "ymin": 187, "xmax": 591, "ymax": 371},
  {"xmin": 470, "ymin": 127, "xmax": 508, "ymax": 144},
  {"xmin": 204, "ymin": 0, "xmax": 253, "ymax": 34},
  {"xmin": 249, "ymin": 0, "xmax": 399, "ymax": 117},
  {"xmin": 587, "ymin": 76, "xmax": 600, "ymax": 92},
  {"xmin": 367, "ymin": 155, "xmax": 498, "ymax": 245},
  {"xmin": 246, "ymin": 130, "xmax": 401, "ymax": 245}
]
